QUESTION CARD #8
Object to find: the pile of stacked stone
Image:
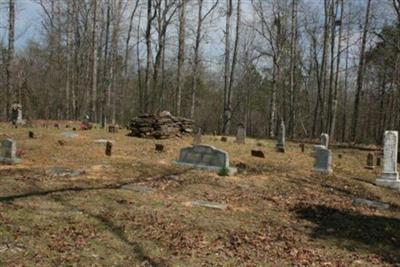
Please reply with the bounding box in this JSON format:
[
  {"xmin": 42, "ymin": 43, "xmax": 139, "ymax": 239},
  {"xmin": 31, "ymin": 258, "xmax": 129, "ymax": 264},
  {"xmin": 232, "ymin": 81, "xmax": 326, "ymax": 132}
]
[{"xmin": 128, "ymin": 112, "xmax": 194, "ymax": 139}]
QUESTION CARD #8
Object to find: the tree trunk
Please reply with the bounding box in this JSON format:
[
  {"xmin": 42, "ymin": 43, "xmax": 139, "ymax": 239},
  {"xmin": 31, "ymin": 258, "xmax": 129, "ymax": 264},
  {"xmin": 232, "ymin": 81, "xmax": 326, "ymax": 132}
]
[
  {"xmin": 351, "ymin": 0, "xmax": 372, "ymax": 142},
  {"xmin": 6, "ymin": 0, "xmax": 15, "ymax": 120},
  {"xmin": 222, "ymin": 0, "xmax": 232, "ymax": 135},
  {"xmin": 176, "ymin": 0, "xmax": 187, "ymax": 116}
]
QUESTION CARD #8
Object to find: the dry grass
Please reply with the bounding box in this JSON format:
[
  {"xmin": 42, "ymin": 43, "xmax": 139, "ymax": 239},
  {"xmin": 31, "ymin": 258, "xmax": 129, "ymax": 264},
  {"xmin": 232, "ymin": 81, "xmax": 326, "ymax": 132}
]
[{"xmin": 0, "ymin": 122, "xmax": 399, "ymax": 266}]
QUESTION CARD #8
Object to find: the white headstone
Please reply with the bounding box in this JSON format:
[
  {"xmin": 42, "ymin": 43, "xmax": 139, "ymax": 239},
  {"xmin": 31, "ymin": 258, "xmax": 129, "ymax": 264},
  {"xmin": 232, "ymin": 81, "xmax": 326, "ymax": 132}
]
[
  {"xmin": 0, "ymin": 139, "xmax": 21, "ymax": 164},
  {"xmin": 313, "ymin": 145, "xmax": 332, "ymax": 174},
  {"xmin": 236, "ymin": 124, "xmax": 246, "ymax": 144},
  {"xmin": 376, "ymin": 131, "xmax": 400, "ymax": 189},
  {"xmin": 320, "ymin": 133, "xmax": 329, "ymax": 148},
  {"xmin": 276, "ymin": 121, "xmax": 285, "ymax": 152}
]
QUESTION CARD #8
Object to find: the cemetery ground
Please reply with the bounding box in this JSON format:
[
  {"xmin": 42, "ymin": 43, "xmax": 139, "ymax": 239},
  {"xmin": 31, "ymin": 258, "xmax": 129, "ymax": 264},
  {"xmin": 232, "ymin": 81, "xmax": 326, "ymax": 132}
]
[{"xmin": 0, "ymin": 123, "xmax": 399, "ymax": 266}]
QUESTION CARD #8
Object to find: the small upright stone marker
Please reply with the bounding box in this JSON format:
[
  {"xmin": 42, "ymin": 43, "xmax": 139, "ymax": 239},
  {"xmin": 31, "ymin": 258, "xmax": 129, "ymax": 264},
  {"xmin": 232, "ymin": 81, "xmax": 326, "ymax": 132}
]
[
  {"xmin": 0, "ymin": 139, "xmax": 21, "ymax": 164},
  {"xmin": 299, "ymin": 143, "xmax": 305, "ymax": 153},
  {"xmin": 313, "ymin": 145, "xmax": 332, "ymax": 174},
  {"xmin": 108, "ymin": 125, "xmax": 118, "ymax": 133},
  {"xmin": 251, "ymin": 149, "xmax": 265, "ymax": 158},
  {"xmin": 376, "ymin": 131, "xmax": 400, "ymax": 189},
  {"xmin": 275, "ymin": 121, "xmax": 285, "ymax": 153},
  {"xmin": 155, "ymin": 144, "xmax": 164, "ymax": 152},
  {"xmin": 320, "ymin": 133, "xmax": 329, "ymax": 148},
  {"xmin": 193, "ymin": 128, "xmax": 202, "ymax": 145},
  {"xmin": 29, "ymin": 131, "xmax": 35, "ymax": 139},
  {"xmin": 220, "ymin": 136, "xmax": 228, "ymax": 142},
  {"xmin": 236, "ymin": 123, "xmax": 246, "ymax": 144},
  {"xmin": 105, "ymin": 141, "xmax": 112, "ymax": 156},
  {"xmin": 365, "ymin": 153, "xmax": 375, "ymax": 170}
]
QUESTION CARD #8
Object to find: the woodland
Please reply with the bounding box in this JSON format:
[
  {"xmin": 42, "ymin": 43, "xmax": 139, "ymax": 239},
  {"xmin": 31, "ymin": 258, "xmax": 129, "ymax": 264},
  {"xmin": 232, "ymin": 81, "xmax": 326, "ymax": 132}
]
[{"xmin": 1, "ymin": 0, "xmax": 400, "ymax": 143}]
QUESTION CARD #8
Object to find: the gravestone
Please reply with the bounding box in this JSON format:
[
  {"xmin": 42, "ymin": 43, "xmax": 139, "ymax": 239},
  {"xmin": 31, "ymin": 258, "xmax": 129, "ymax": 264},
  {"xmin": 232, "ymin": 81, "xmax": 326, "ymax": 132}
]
[
  {"xmin": 10, "ymin": 104, "xmax": 25, "ymax": 125},
  {"xmin": 108, "ymin": 125, "xmax": 118, "ymax": 133},
  {"xmin": 313, "ymin": 145, "xmax": 332, "ymax": 174},
  {"xmin": 251, "ymin": 149, "xmax": 265, "ymax": 158},
  {"xmin": 376, "ymin": 131, "xmax": 400, "ymax": 189},
  {"xmin": 174, "ymin": 145, "xmax": 237, "ymax": 175},
  {"xmin": 0, "ymin": 139, "xmax": 21, "ymax": 164},
  {"xmin": 365, "ymin": 153, "xmax": 375, "ymax": 170},
  {"xmin": 220, "ymin": 136, "xmax": 228, "ymax": 142},
  {"xmin": 193, "ymin": 128, "xmax": 202, "ymax": 145},
  {"xmin": 299, "ymin": 143, "xmax": 305, "ymax": 153},
  {"xmin": 320, "ymin": 133, "xmax": 329, "ymax": 148},
  {"xmin": 236, "ymin": 123, "xmax": 246, "ymax": 144},
  {"xmin": 105, "ymin": 141, "xmax": 112, "ymax": 156},
  {"xmin": 275, "ymin": 121, "xmax": 285, "ymax": 153},
  {"xmin": 28, "ymin": 131, "xmax": 35, "ymax": 139},
  {"xmin": 155, "ymin": 144, "xmax": 164, "ymax": 152}
]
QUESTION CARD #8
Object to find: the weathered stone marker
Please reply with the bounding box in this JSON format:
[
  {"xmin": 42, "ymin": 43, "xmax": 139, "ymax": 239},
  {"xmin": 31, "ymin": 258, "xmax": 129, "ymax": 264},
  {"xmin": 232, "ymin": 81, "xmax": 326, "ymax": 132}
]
[
  {"xmin": 251, "ymin": 149, "xmax": 265, "ymax": 158},
  {"xmin": 155, "ymin": 144, "xmax": 164, "ymax": 152},
  {"xmin": 275, "ymin": 121, "xmax": 285, "ymax": 153},
  {"xmin": 320, "ymin": 133, "xmax": 329, "ymax": 148},
  {"xmin": 0, "ymin": 139, "xmax": 21, "ymax": 164},
  {"xmin": 193, "ymin": 128, "xmax": 202, "ymax": 145},
  {"xmin": 220, "ymin": 136, "xmax": 228, "ymax": 142},
  {"xmin": 365, "ymin": 153, "xmax": 375, "ymax": 170},
  {"xmin": 376, "ymin": 131, "xmax": 400, "ymax": 189},
  {"xmin": 174, "ymin": 145, "xmax": 237, "ymax": 175},
  {"xmin": 313, "ymin": 145, "xmax": 332, "ymax": 174},
  {"xmin": 29, "ymin": 131, "xmax": 35, "ymax": 139},
  {"xmin": 299, "ymin": 143, "xmax": 305, "ymax": 153},
  {"xmin": 108, "ymin": 125, "xmax": 118, "ymax": 133},
  {"xmin": 105, "ymin": 141, "xmax": 113, "ymax": 156},
  {"xmin": 236, "ymin": 123, "xmax": 246, "ymax": 144}
]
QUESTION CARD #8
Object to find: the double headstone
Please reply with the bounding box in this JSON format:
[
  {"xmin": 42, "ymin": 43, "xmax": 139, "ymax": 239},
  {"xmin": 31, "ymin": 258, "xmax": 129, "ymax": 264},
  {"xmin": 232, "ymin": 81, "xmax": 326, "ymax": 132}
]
[
  {"xmin": 0, "ymin": 139, "xmax": 21, "ymax": 164},
  {"xmin": 174, "ymin": 145, "xmax": 237, "ymax": 175},
  {"xmin": 313, "ymin": 145, "xmax": 332, "ymax": 174},
  {"xmin": 376, "ymin": 131, "xmax": 400, "ymax": 189},
  {"xmin": 320, "ymin": 133, "xmax": 329, "ymax": 148},
  {"xmin": 236, "ymin": 123, "xmax": 246, "ymax": 144},
  {"xmin": 275, "ymin": 121, "xmax": 285, "ymax": 153}
]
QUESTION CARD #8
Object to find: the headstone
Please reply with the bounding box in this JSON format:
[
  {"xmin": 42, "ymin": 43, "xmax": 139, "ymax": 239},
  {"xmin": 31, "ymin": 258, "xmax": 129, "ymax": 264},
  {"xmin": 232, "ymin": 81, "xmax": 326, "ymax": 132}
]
[
  {"xmin": 275, "ymin": 121, "xmax": 285, "ymax": 153},
  {"xmin": 0, "ymin": 139, "xmax": 21, "ymax": 164},
  {"xmin": 320, "ymin": 133, "xmax": 329, "ymax": 148},
  {"xmin": 155, "ymin": 144, "xmax": 164, "ymax": 152},
  {"xmin": 28, "ymin": 131, "xmax": 34, "ymax": 139},
  {"xmin": 72, "ymin": 127, "xmax": 77, "ymax": 131},
  {"xmin": 191, "ymin": 200, "xmax": 228, "ymax": 210},
  {"xmin": 105, "ymin": 141, "xmax": 112, "ymax": 156},
  {"xmin": 62, "ymin": 131, "xmax": 78, "ymax": 138},
  {"xmin": 376, "ymin": 131, "xmax": 400, "ymax": 189},
  {"xmin": 10, "ymin": 104, "xmax": 25, "ymax": 125},
  {"xmin": 193, "ymin": 128, "xmax": 202, "ymax": 145},
  {"xmin": 365, "ymin": 153, "xmax": 375, "ymax": 170},
  {"xmin": 338, "ymin": 154, "xmax": 343, "ymax": 159},
  {"xmin": 313, "ymin": 145, "xmax": 332, "ymax": 174},
  {"xmin": 54, "ymin": 123, "xmax": 59, "ymax": 129},
  {"xmin": 220, "ymin": 136, "xmax": 228, "ymax": 142},
  {"xmin": 236, "ymin": 123, "xmax": 246, "ymax": 144},
  {"xmin": 174, "ymin": 145, "xmax": 237, "ymax": 175},
  {"xmin": 299, "ymin": 143, "xmax": 305, "ymax": 153},
  {"xmin": 251, "ymin": 149, "xmax": 265, "ymax": 158},
  {"xmin": 57, "ymin": 140, "xmax": 65, "ymax": 146},
  {"xmin": 108, "ymin": 125, "xmax": 118, "ymax": 133}
]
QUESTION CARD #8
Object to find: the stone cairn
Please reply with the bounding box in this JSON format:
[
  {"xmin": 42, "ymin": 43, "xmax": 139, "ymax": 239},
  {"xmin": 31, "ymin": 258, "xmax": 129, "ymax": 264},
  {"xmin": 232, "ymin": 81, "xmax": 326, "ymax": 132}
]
[{"xmin": 128, "ymin": 112, "xmax": 194, "ymax": 139}]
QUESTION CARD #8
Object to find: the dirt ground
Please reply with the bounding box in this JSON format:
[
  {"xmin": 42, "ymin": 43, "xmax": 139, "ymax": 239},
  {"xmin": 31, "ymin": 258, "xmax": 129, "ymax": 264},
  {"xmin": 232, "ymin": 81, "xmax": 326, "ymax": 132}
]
[{"xmin": 0, "ymin": 122, "xmax": 399, "ymax": 266}]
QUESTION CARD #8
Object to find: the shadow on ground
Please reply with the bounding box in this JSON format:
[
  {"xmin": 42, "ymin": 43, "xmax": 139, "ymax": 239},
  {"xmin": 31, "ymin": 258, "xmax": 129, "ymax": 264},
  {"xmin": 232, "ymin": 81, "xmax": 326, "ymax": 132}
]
[{"xmin": 295, "ymin": 204, "xmax": 400, "ymax": 264}]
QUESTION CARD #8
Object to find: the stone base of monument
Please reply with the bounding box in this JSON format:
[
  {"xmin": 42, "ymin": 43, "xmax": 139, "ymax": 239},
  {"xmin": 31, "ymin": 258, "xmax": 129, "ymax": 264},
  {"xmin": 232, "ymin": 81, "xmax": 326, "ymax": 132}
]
[
  {"xmin": 0, "ymin": 156, "xmax": 21, "ymax": 164},
  {"xmin": 376, "ymin": 173, "xmax": 400, "ymax": 190},
  {"xmin": 174, "ymin": 161, "xmax": 237, "ymax": 176},
  {"xmin": 313, "ymin": 167, "xmax": 333, "ymax": 174}
]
